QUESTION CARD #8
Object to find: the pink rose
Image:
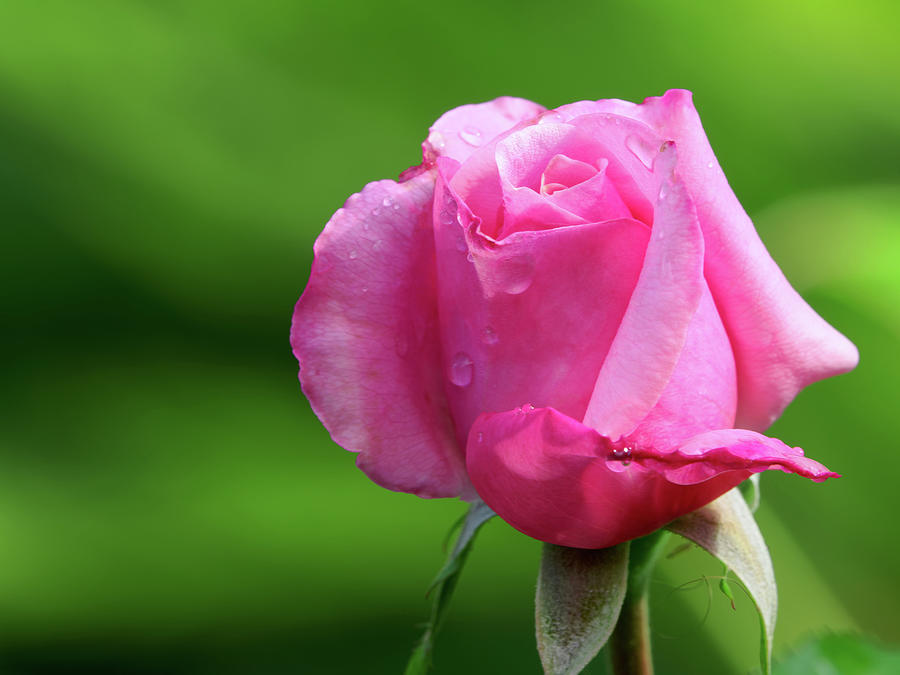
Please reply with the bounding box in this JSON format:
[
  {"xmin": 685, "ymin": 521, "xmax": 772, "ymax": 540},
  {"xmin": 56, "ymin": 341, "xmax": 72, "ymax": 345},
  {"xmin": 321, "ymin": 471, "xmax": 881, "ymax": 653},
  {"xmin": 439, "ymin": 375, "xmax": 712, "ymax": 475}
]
[{"xmin": 292, "ymin": 90, "xmax": 857, "ymax": 549}]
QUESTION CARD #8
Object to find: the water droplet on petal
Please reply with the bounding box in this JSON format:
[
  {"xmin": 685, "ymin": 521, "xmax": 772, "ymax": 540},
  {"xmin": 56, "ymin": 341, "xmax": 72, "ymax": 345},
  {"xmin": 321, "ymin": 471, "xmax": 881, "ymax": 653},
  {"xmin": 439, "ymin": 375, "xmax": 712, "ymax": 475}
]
[
  {"xmin": 440, "ymin": 211, "xmax": 455, "ymax": 226},
  {"xmin": 392, "ymin": 202, "xmax": 401, "ymax": 210},
  {"xmin": 481, "ymin": 326, "xmax": 499, "ymax": 345},
  {"xmin": 608, "ymin": 445, "xmax": 633, "ymax": 462},
  {"xmin": 625, "ymin": 134, "xmax": 657, "ymax": 170},
  {"xmin": 459, "ymin": 126, "xmax": 482, "ymax": 146},
  {"xmin": 382, "ymin": 196, "xmax": 393, "ymax": 208},
  {"xmin": 371, "ymin": 207, "xmax": 381, "ymax": 216},
  {"xmin": 372, "ymin": 239, "xmax": 384, "ymax": 252},
  {"xmin": 455, "ymin": 235, "xmax": 467, "ymax": 252},
  {"xmin": 361, "ymin": 286, "xmax": 368, "ymax": 293},
  {"xmin": 706, "ymin": 161, "xmax": 715, "ymax": 169},
  {"xmin": 477, "ymin": 432, "xmax": 484, "ymax": 443},
  {"xmin": 448, "ymin": 352, "xmax": 474, "ymax": 387},
  {"xmin": 348, "ymin": 249, "xmax": 358, "ymax": 260},
  {"xmin": 496, "ymin": 254, "xmax": 535, "ymax": 295}
]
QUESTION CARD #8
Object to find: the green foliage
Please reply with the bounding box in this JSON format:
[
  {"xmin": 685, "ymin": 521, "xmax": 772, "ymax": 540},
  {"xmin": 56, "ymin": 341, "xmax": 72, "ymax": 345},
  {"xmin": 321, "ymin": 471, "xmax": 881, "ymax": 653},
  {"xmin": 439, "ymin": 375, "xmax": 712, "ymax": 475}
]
[
  {"xmin": 774, "ymin": 633, "xmax": 900, "ymax": 675},
  {"xmin": 405, "ymin": 501, "xmax": 495, "ymax": 674}
]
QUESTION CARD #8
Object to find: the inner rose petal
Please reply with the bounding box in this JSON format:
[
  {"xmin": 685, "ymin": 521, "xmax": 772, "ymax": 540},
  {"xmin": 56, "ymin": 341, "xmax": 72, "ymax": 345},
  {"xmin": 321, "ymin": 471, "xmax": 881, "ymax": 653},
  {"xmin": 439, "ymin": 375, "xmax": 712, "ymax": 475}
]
[
  {"xmin": 544, "ymin": 158, "xmax": 632, "ymax": 222},
  {"xmin": 540, "ymin": 155, "xmax": 598, "ymax": 195}
]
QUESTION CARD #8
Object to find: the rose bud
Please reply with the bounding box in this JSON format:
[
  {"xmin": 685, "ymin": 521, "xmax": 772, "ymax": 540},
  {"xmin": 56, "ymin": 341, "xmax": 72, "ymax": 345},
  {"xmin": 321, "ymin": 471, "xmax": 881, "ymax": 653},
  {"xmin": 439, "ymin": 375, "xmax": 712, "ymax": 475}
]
[{"xmin": 291, "ymin": 91, "xmax": 857, "ymax": 549}]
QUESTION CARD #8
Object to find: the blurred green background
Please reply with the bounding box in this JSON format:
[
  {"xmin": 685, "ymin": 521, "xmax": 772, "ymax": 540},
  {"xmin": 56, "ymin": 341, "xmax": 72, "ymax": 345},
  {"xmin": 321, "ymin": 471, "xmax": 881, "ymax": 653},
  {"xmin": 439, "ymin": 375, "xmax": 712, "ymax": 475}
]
[{"xmin": 1, "ymin": 1, "xmax": 898, "ymax": 673}]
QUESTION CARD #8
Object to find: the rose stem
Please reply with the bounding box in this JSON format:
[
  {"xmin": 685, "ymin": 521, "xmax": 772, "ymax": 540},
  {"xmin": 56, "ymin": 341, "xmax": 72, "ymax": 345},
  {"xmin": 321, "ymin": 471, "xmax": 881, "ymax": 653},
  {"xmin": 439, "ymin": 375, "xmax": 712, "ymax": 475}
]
[{"xmin": 609, "ymin": 530, "xmax": 671, "ymax": 675}]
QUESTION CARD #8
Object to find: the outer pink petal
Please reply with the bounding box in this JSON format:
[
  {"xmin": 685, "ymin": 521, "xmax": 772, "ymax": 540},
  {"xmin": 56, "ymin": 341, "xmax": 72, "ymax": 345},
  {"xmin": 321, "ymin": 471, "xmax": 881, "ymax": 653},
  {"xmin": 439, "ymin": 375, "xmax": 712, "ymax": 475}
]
[
  {"xmin": 433, "ymin": 160, "xmax": 651, "ymax": 448},
  {"xmin": 626, "ymin": 428, "xmax": 840, "ymax": 485},
  {"xmin": 291, "ymin": 172, "xmax": 468, "ymax": 498},
  {"xmin": 615, "ymin": 90, "xmax": 858, "ymax": 430},
  {"xmin": 423, "ymin": 97, "xmax": 546, "ymax": 166},
  {"xmin": 466, "ymin": 406, "xmax": 744, "ymax": 549},
  {"xmin": 467, "ymin": 406, "xmax": 838, "ymax": 549},
  {"xmin": 583, "ymin": 146, "xmax": 705, "ymax": 439}
]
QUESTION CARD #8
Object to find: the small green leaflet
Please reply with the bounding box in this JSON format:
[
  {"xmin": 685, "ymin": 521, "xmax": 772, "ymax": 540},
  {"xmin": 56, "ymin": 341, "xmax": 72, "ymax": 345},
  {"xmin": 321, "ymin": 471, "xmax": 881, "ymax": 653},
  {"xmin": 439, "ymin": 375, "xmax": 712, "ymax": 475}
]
[{"xmin": 404, "ymin": 500, "xmax": 495, "ymax": 675}]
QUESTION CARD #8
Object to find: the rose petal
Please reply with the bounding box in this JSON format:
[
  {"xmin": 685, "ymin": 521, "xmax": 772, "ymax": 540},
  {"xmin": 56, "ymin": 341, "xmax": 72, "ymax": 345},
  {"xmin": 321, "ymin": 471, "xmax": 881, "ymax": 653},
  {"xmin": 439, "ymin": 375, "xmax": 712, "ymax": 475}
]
[
  {"xmin": 583, "ymin": 147, "xmax": 706, "ymax": 439},
  {"xmin": 467, "ymin": 406, "xmax": 838, "ymax": 549},
  {"xmin": 291, "ymin": 171, "xmax": 468, "ymax": 498},
  {"xmin": 466, "ymin": 406, "xmax": 744, "ymax": 549},
  {"xmin": 433, "ymin": 161, "xmax": 651, "ymax": 447},
  {"xmin": 541, "ymin": 154, "xmax": 598, "ymax": 192},
  {"xmin": 423, "ymin": 96, "xmax": 546, "ymax": 166},
  {"xmin": 592, "ymin": 89, "xmax": 859, "ymax": 430},
  {"xmin": 626, "ymin": 428, "xmax": 841, "ymax": 485},
  {"xmin": 545, "ymin": 158, "xmax": 632, "ymax": 223},
  {"xmin": 626, "ymin": 283, "xmax": 737, "ymax": 451}
]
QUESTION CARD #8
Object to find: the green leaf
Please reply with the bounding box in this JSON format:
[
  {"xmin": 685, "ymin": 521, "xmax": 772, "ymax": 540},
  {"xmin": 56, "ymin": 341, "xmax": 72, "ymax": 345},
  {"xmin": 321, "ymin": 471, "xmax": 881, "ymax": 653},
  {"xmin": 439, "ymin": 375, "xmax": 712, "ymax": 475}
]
[
  {"xmin": 535, "ymin": 542, "xmax": 630, "ymax": 675},
  {"xmin": 404, "ymin": 500, "xmax": 495, "ymax": 675},
  {"xmin": 666, "ymin": 488, "xmax": 776, "ymax": 674},
  {"xmin": 774, "ymin": 633, "xmax": 900, "ymax": 675}
]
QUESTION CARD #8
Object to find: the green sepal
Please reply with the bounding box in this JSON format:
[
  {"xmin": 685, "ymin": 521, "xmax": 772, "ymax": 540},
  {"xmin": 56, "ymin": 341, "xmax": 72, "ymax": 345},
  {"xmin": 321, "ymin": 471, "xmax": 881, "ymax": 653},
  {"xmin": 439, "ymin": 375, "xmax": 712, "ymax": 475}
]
[
  {"xmin": 667, "ymin": 488, "xmax": 777, "ymax": 675},
  {"xmin": 535, "ymin": 542, "xmax": 630, "ymax": 675}
]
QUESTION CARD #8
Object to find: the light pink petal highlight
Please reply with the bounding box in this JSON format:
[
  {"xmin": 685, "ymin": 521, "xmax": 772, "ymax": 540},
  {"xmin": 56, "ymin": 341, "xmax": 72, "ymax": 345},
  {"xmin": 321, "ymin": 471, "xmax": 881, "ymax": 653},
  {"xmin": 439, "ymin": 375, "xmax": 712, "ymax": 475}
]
[
  {"xmin": 628, "ymin": 90, "xmax": 858, "ymax": 430},
  {"xmin": 583, "ymin": 146, "xmax": 705, "ymax": 439},
  {"xmin": 291, "ymin": 172, "xmax": 468, "ymax": 499},
  {"xmin": 626, "ymin": 283, "xmax": 738, "ymax": 451}
]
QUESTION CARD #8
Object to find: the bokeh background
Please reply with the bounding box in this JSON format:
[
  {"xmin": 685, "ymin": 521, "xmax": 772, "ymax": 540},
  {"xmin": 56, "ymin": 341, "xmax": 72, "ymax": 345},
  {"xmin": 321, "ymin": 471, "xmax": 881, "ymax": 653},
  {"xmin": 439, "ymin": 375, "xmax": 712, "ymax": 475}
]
[{"xmin": 1, "ymin": 1, "xmax": 898, "ymax": 673}]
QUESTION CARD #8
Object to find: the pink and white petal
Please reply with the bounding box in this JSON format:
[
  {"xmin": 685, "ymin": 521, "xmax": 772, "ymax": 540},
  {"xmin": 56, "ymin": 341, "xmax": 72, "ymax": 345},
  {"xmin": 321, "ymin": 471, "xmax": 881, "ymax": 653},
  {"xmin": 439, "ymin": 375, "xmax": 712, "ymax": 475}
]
[
  {"xmin": 629, "ymin": 89, "xmax": 859, "ymax": 430},
  {"xmin": 498, "ymin": 184, "xmax": 587, "ymax": 238},
  {"xmin": 291, "ymin": 171, "xmax": 468, "ymax": 499},
  {"xmin": 583, "ymin": 147, "xmax": 705, "ymax": 439},
  {"xmin": 546, "ymin": 161, "xmax": 632, "ymax": 223},
  {"xmin": 424, "ymin": 97, "xmax": 546, "ymax": 166},
  {"xmin": 466, "ymin": 406, "xmax": 744, "ymax": 549},
  {"xmin": 626, "ymin": 428, "xmax": 840, "ymax": 485},
  {"xmin": 433, "ymin": 164, "xmax": 651, "ymax": 447},
  {"xmin": 626, "ymin": 283, "xmax": 738, "ymax": 451}
]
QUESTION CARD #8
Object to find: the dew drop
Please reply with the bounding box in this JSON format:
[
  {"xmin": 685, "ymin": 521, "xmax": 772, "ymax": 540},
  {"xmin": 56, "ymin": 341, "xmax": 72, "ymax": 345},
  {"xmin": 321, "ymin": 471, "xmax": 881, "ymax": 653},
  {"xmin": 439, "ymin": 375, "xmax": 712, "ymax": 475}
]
[
  {"xmin": 608, "ymin": 446, "xmax": 633, "ymax": 462},
  {"xmin": 382, "ymin": 196, "xmax": 393, "ymax": 208},
  {"xmin": 361, "ymin": 286, "xmax": 368, "ymax": 294},
  {"xmin": 455, "ymin": 235, "xmax": 467, "ymax": 252},
  {"xmin": 440, "ymin": 211, "xmax": 455, "ymax": 226},
  {"xmin": 448, "ymin": 352, "xmax": 474, "ymax": 387},
  {"xmin": 372, "ymin": 239, "xmax": 384, "ymax": 252},
  {"xmin": 459, "ymin": 126, "xmax": 483, "ymax": 146},
  {"xmin": 348, "ymin": 249, "xmax": 359, "ymax": 260},
  {"xmin": 706, "ymin": 161, "xmax": 715, "ymax": 169},
  {"xmin": 477, "ymin": 432, "xmax": 484, "ymax": 443},
  {"xmin": 625, "ymin": 134, "xmax": 657, "ymax": 170},
  {"xmin": 481, "ymin": 326, "xmax": 499, "ymax": 345},
  {"xmin": 392, "ymin": 202, "xmax": 401, "ymax": 211},
  {"xmin": 496, "ymin": 254, "xmax": 535, "ymax": 295},
  {"xmin": 371, "ymin": 207, "xmax": 381, "ymax": 217}
]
